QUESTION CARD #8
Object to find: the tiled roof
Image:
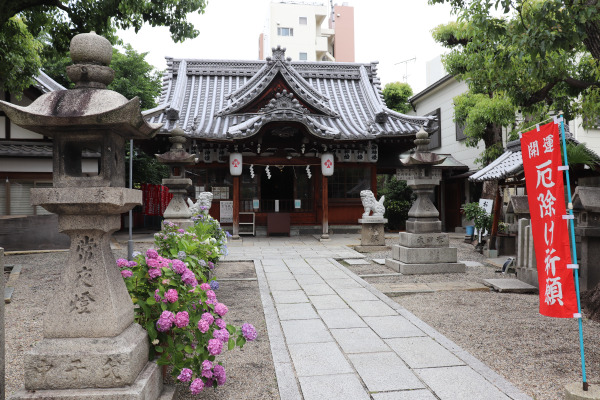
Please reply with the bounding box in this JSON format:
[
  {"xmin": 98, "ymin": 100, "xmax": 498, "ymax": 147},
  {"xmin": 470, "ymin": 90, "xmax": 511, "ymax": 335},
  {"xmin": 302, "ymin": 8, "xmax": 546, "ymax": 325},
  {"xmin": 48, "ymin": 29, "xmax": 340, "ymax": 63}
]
[
  {"xmin": 33, "ymin": 71, "xmax": 66, "ymax": 93},
  {"xmin": 148, "ymin": 47, "xmax": 436, "ymax": 141},
  {"xmin": 0, "ymin": 142, "xmax": 99, "ymax": 158}
]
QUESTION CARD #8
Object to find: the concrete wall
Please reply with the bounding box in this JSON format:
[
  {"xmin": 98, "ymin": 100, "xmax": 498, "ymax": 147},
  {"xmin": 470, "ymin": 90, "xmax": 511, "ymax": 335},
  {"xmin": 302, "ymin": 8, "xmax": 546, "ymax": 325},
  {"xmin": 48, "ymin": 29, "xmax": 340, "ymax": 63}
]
[
  {"xmin": 0, "ymin": 215, "xmax": 70, "ymax": 251},
  {"xmin": 333, "ymin": 5, "xmax": 354, "ymax": 62}
]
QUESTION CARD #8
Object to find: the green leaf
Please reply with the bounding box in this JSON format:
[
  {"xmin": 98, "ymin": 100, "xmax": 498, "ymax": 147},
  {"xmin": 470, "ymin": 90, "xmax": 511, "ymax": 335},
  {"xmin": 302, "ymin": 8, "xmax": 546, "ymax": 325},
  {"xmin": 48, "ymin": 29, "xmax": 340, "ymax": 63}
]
[
  {"xmin": 146, "ymin": 297, "xmax": 156, "ymax": 305},
  {"xmin": 184, "ymin": 345, "xmax": 194, "ymax": 354},
  {"xmin": 155, "ymin": 346, "xmax": 164, "ymax": 353},
  {"xmin": 228, "ymin": 338, "xmax": 235, "ymax": 351}
]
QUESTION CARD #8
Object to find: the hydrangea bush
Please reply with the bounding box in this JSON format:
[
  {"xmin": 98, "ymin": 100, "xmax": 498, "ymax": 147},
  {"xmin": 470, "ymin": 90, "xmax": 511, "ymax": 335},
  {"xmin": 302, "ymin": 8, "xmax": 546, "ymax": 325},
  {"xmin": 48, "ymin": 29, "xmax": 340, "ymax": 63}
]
[{"xmin": 118, "ymin": 216, "xmax": 255, "ymax": 395}]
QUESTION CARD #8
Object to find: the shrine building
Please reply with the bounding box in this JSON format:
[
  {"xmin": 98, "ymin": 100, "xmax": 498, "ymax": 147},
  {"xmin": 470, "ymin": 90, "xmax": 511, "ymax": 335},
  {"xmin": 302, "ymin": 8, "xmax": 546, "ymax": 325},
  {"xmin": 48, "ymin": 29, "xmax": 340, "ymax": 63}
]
[{"xmin": 146, "ymin": 47, "xmax": 440, "ymax": 238}]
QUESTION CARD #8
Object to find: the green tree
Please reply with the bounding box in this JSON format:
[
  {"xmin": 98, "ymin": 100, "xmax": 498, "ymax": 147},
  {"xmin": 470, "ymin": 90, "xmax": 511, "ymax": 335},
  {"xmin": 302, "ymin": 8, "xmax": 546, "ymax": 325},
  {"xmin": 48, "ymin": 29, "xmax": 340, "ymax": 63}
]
[
  {"xmin": 0, "ymin": 0, "xmax": 207, "ymax": 94},
  {"xmin": 377, "ymin": 176, "xmax": 414, "ymax": 231},
  {"xmin": 429, "ymin": 0, "xmax": 600, "ymax": 128},
  {"xmin": 382, "ymin": 82, "xmax": 413, "ymax": 114}
]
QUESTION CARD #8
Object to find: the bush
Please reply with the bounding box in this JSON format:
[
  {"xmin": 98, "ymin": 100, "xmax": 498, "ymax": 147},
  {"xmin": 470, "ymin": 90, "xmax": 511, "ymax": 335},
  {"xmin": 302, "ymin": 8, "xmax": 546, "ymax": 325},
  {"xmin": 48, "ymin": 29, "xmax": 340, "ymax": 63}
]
[
  {"xmin": 378, "ymin": 176, "xmax": 414, "ymax": 230},
  {"xmin": 462, "ymin": 202, "xmax": 492, "ymax": 239},
  {"xmin": 117, "ymin": 217, "xmax": 253, "ymax": 396}
]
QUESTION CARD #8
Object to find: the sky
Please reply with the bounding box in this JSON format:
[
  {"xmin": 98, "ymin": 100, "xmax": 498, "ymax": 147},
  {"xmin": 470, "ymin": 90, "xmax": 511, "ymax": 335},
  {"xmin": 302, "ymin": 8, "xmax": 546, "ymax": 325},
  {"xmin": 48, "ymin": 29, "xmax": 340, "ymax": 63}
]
[{"xmin": 117, "ymin": 0, "xmax": 456, "ymax": 94}]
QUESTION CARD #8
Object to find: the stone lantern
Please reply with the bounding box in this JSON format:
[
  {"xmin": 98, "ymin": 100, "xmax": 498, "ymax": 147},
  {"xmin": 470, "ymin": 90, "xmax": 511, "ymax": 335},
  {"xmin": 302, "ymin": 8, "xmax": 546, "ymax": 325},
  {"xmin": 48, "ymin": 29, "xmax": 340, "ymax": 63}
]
[
  {"xmin": 385, "ymin": 127, "xmax": 466, "ymax": 274},
  {"xmin": 0, "ymin": 32, "xmax": 174, "ymax": 399},
  {"xmin": 572, "ymin": 186, "xmax": 600, "ymax": 291},
  {"xmin": 156, "ymin": 124, "xmax": 196, "ymax": 228}
]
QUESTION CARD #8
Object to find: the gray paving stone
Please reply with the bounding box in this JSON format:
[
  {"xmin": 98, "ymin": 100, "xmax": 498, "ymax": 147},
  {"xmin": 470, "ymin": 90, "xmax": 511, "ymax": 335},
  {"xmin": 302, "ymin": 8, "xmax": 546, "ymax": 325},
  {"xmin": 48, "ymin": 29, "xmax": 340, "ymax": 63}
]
[
  {"xmin": 331, "ymin": 327, "xmax": 389, "ymax": 353},
  {"xmin": 262, "ymin": 264, "xmax": 290, "ymax": 273},
  {"xmin": 416, "ymin": 366, "xmax": 511, "ymax": 400},
  {"xmin": 288, "ymin": 342, "xmax": 354, "ymax": 377},
  {"xmin": 327, "ymin": 278, "xmax": 363, "ymax": 289},
  {"xmin": 335, "ymin": 288, "xmax": 379, "ymax": 301},
  {"xmin": 315, "ymin": 269, "xmax": 349, "ymax": 279},
  {"xmin": 373, "ymin": 258, "xmax": 386, "ymax": 265},
  {"xmin": 348, "ymin": 352, "xmax": 425, "ymax": 392},
  {"xmin": 308, "ymin": 295, "xmax": 349, "ymax": 310},
  {"xmin": 289, "ymin": 267, "xmax": 317, "ymax": 275},
  {"xmin": 482, "ymin": 278, "xmax": 537, "ymax": 293},
  {"xmin": 295, "ymin": 274, "xmax": 326, "ymax": 285},
  {"xmin": 364, "ymin": 315, "xmax": 426, "ymax": 338},
  {"xmin": 344, "ymin": 258, "xmax": 370, "ymax": 265},
  {"xmin": 318, "ymin": 308, "xmax": 366, "ymax": 329},
  {"xmin": 298, "ymin": 374, "xmax": 370, "ymax": 400},
  {"xmin": 281, "ymin": 319, "xmax": 334, "ymax": 344},
  {"xmin": 348, "ymin": 300, "xmax": 397, "ymax": 317},
  {"xmin": 276, "ymin": 303, "xmax": 319, "ymax": 320},
  {"xmin": 274, "ymin": 362, "xmax": 303, "ymax": 400},
  {"xmin": 302, "ymin": 283, "xmax": 336, "ymax": 296},
  {"xmin": 386, "ymin": 337, "xmax": 464, "ymax": 369},
  {"xmin": 372, "ymin": 390, "xmax": 438, "ymax": 400},
  {"xmin": 266, "ymin": 271, "xmax": 295, "ymax": 280},
  {"xmin": 269, "ymin": 279, "xmax": 302, "ymax": 291},
  {"xmin": 272, "ymin": 290, "xmax": 309, "ymax": 304}
]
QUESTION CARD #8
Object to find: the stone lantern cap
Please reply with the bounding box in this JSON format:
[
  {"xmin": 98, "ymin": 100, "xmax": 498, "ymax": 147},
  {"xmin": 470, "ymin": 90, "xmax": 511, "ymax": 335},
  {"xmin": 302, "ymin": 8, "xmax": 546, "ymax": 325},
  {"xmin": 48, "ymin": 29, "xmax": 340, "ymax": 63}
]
[
  {"xmin": 0, "ymin": 32, "xmax": 161, "ymax": 140},
  {"xmin": 155, "ymin": 124, "xmax": 196, "ymax": 165},
  {"xmin": 572, "ymin": 187, "xmax": 600, "ymax": 213},
  {"xmin": 400, "ymin": 126, "xmax": 446, "ymax": 166}
]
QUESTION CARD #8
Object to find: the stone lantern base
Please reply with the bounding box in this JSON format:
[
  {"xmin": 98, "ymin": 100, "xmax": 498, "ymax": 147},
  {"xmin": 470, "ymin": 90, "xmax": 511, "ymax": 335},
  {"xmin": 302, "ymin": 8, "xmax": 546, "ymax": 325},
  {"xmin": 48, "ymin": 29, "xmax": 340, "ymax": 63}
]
[
  {"xmin": 355, "ymin": 218, "xmax": 390, "ymax": 252},
  {"xmin": 385, "ymin": 232, "xmax": 466, "ymax": 274}
]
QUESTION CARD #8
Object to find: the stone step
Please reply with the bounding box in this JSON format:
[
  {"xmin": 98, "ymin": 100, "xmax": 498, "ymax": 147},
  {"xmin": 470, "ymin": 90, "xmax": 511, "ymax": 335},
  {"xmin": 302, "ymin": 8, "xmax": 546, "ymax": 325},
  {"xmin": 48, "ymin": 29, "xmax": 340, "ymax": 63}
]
[
  {"xmin": 482, "ymin": 278, "xmax": 537, "ymax": 293},
  {"xmin": 374, "ymin": 281, "xmax": 489, "ymax": 296}
]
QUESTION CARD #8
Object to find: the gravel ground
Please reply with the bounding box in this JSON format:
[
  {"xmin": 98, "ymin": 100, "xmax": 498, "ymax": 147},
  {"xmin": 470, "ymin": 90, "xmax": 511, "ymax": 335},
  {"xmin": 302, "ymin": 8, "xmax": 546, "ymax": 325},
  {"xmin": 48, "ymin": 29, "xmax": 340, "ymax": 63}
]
[
  {"xmin": 3, "ymin": 246, "xmax": 278, "ymax": 400},
  {"xmin": 4, "ymin": 235, "xmax": 600, "ymax": 400}
]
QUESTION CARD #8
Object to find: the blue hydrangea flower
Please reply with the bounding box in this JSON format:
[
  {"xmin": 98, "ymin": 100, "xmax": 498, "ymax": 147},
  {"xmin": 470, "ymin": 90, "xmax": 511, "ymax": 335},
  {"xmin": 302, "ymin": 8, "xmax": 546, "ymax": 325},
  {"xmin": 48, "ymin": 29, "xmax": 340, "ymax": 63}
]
[
  {"xmin": 210, "ymin": 280, "xmax": 219, "ymax": 290},
  {"xmin": 177, "ymin": 251, "xmax": 187, "ymax": 260}
]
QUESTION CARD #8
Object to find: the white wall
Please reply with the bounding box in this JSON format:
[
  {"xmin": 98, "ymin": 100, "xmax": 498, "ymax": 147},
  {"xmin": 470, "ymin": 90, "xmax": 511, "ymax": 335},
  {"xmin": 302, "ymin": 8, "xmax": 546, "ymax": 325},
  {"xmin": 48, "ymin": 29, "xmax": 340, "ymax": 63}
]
[
  {"xmin": 411, "ymin": 78, "xmax": 483, "ymax": 170},
  {"xmin": 569, "ymin": 117, "xmax": 600, "ymax": 157}
]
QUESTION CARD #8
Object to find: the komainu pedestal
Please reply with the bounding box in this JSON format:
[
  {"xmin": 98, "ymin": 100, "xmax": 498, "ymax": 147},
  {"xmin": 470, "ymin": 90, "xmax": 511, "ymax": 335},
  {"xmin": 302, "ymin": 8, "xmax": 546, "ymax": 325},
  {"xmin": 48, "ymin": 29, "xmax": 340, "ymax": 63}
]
[{"xmin": 385, "ymin": 127, "xmax": 465, "ymax": 274}]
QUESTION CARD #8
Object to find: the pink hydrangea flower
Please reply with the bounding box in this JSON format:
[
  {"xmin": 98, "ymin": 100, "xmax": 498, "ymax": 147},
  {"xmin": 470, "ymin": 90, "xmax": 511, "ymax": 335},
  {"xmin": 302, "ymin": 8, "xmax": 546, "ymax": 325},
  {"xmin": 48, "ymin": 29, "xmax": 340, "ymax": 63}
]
[
  {"xmin": 171, "ymin": 259, "xmax": 187, "ymax": 274},
  {"xmin": 154, "ymin": 289, "xmax": 162, "ymax": 303},
  {"xmin": 146, "ymin": 258, "xmax": 160, "ymax": 268},
  {"xmin": 116, "ymin": 258, "xmax": 129, "ymax": 267},
  {"xmin": 214, "ymin": 303, "xmax": 228, "ymax": 317},
  {"xmin": 213, "ymin": 328, "xmax": 229, "ymax": 342},
  {"xmin": 190, "ymin": 378, "xmax": 204, "ymax": 394},
  {"xmin": 174, "ymin": 311, "xmax": 189, "ymax": 328},
  {"xmin": 242, "ymin": 323, "xmax": 257, "ymax": 341},
  {"xmin": 177, "ymin": 368, "xmax": 193, "ymax": 382},
  {"xmin": 201, "ymin": 312, "xmax": 214, "ymax": 325},
  {"xmin": 197, "ymin": 319, "xmax": 209, "ymax": 333},
  {"xmin": 182, "ymin": 270, "xmax": 197, "ymax": 286},
  {"xmin": 128, "ymin": 260, "xmax": 137, "ymax": 268},
  {"xmin": 148, "ymin": 268, "xmax": 162, "ymax": 279},
  {"xmin": 156, "ymin": 311, "xmax": 175, "ymax": 332},
  {"xmin": 202, "ymin": 360, "xmax": 213, "ymax": 378},
  {"xmin": 165, "ymin": 289, "xmax": 178, "ymax": 303},
  {"xmin": 146, "ymin": 249, "xmax": 159, "ymax": 259},
  {"xmin": 178, "ymin": 228, "xmax": 185, "ymax": 233},
  {"xmin": 206, "ymin": 290, "xmax": 217, "ymax": 301},
  {"xmin": 120, "ymin": 269, "xmax": 133, "ymax": 278},
  {"xmin": 207, "ymin": 338, "xmax": 223, "ymax": 356},
  {"xmin": 215, "ymin": 319, "xmax": 226, "ymax": 329},
  {"xmin": 199, "ymin": 283, "xmax": 211, "ymax": 291},
  {"xmin": 213, "ymin": 364, "xmax": 226, "ymax": 386}
]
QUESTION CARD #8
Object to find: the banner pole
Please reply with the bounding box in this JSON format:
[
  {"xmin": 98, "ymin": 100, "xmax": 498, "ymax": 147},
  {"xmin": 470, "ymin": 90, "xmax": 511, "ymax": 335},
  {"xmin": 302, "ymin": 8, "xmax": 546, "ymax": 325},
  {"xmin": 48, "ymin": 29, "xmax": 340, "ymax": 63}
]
[{"xmin": 558, "ymin": 114, "xmax": 588, "ymax": 391}]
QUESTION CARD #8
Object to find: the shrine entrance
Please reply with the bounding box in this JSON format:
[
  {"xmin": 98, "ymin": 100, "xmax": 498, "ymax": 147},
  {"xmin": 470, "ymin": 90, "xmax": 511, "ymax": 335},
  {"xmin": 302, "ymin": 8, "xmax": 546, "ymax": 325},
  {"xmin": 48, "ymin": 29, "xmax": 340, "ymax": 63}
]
[{"xmin": 260, "ymin": 166, "xmax": 294, "ymax": 212}]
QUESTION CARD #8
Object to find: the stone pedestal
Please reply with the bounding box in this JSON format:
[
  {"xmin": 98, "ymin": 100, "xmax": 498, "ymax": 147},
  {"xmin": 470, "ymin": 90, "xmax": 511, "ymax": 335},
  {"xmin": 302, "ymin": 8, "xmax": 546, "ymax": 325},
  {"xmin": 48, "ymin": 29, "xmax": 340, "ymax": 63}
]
[
  {"xmin": 564, "ymin": 383, "xmax": 600, "ymax": 400},
  {"xmin": 356, "ymin": 218, "xmax": 387, "ymax": 251},
  {"xmin": 162, "ymin": 178, "xmax": 193, "ymax": 229}
]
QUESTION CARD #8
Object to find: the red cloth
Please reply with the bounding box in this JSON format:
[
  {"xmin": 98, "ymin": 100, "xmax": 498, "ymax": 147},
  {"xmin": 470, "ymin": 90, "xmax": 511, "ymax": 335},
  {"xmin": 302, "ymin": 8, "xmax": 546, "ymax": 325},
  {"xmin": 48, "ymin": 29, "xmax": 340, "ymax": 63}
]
[
  {"xmin": 521, "ymin": 121, "xmax": 577, "ymax": 318},
  {"xmin": 142, "ymin": 184, "xmax": 173, "ymax": 216}
]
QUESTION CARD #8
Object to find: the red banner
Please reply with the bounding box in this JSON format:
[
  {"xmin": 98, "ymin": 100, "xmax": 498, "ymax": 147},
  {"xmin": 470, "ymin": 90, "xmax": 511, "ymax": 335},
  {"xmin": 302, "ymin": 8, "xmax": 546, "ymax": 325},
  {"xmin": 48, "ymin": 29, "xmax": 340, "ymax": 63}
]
[
  {"xmin": 521, "ymin": 121, "xmax": 577, "ymax": 318},
  {"xmin": 141, "ymin": 184, "xmax": 173, "ymax": 216}
]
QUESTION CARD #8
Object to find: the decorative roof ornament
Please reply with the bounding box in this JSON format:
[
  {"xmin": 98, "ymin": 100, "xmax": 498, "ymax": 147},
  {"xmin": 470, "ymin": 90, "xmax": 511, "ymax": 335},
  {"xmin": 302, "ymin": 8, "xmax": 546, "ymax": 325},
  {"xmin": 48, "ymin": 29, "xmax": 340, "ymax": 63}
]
[
  {"xmin": 400, "ymin": 126, "xmax": 446, "ymax": 166},
  {"xmin": 267, "ymin": 45, "xmax": 289, "ymax": 64},
  {"xmin": 261, "ymin": 90, "xmax": 307, "ymax": 114}
]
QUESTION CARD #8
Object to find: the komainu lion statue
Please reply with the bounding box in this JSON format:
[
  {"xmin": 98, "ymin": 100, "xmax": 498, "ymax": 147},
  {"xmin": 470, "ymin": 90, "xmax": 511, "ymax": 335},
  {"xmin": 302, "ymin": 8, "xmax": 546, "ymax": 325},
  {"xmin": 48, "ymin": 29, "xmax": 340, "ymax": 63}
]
[
  {"xmin": 360, "ymin": 190, "xmax": 385, "ymax": 219},
  {"xmin": 187, "ymin": 192, "xmax": 213, "ymax": 215}
]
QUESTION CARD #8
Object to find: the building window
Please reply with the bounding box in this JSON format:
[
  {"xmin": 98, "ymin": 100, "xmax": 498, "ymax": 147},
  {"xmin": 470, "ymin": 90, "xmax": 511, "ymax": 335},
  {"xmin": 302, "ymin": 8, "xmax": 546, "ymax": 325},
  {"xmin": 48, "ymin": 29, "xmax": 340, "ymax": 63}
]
[
  {"xmin": 425, "ymin": 108, "xmax": 441, "ymax": 150},
  {"xmin": 328, "ymin": 167, "xmax": 371, "ymax": 199},
  {"xmin": 277, "ymin": 27, "xmax": 293, "ymax": 36},
  {"xmin": 299, "ymin": 52, "xmax": 308, "ymax": 61},
  {"xmin": 299, "ymin": 16, "xmax": 307, "ymax": 25},
  {"xmin": 456, "ymin": 121, "xmax": 467, "ymax": 141}
]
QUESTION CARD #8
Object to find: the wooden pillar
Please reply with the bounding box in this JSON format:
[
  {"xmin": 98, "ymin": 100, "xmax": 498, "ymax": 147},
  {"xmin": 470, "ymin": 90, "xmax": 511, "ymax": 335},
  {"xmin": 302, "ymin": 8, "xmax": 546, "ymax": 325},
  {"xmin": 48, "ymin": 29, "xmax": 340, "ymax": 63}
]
[
  {"xmin": 489, "ymin": 180, "xmax": 503, "ymax": 250},
  {"xmin": 370, "ymin": 165, "xmax": 377, "ymax": 197},
  {"xmin": 321, "ymin": 174, "xmax": 329, "ymax": 240},
  {"xmin": 232, "ymin": 175, "xmax": 240, "ymax": 240}
]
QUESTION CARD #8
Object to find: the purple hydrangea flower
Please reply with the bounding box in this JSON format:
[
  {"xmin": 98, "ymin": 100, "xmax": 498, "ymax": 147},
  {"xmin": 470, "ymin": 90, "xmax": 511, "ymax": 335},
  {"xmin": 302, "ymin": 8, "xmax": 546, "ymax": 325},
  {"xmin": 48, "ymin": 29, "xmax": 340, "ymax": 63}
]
[
  {"xmin": 171, "ymin": 259, "xmax": 186, "ymax": 274},
  {"xmin": 199, "ymin": 259, "xmax": 207, "ymax": 267},
  {"xmin": 156, "ymin": 311, "xmax": 175, "ymax": 332},
  {"xmin": 197, "ymin": 319, "xmax": 210, "ymax": 333},
  {"xmin": 182, "ymin": 270, "xmax": 197, "ymax": 286},
  {"xmin": 148, "ymin": 268, "xmax": 162, "ymax": 279},
  {"xmin": 208, "ymin": 261, "xmax": 215, "ymax": 269},
  {"xmin": 132, "ymin": 251, "xmax": 141, "ymax": 257},
  {"xmin": 177, "ymin": 368, "xmax": 193, "ymax": 382},
  {"xmin": 206, "ymin": 290, "xmax": 217, "ymax": 302},
  {"xmin": 214, "ymin": 303, "xmax": 228, "ymax": 317},
  {"xmin": 120, "ymin": 269, "xmax": 133, "ymax": 278},
  {"xmin": 190, "ymin": 378, "xmax": 204, "ymax": 394},
  {"xmin": 178, "ymin": 228, "xmax": 185, "ymax": 234},
  {"xmin": 201, "ymin": 360, "xmax": 213, "ymax": 379},
  {"xmin": 213, "ymin": 364, "xmax": 226, "ymax": 386},
  {"xmin": 213, "ymin": 328, "xmax": 229, "ymax": 342},
  {"xmin": 177, "ymin": 251, "xmax": 187, "ymax": 260},
  {"xmin": 215, "ymin": 319, "xmax": 226, "ymax": 329},
  {"xmin": 201, "ymin": 312, "xmax": 214, "ymax": 325},
  {"xmin": 154, "ymin": 289, "xmax": 162, "ymax": 303},
  {"xmin": 165, "ymin": 289, "xmax": 178, "ymax": 303},
  {"xmin": 242, "ymin": 323, "xmax": 257, "ymax": 341},
  {"xmin": 146, "ymin": 248, "xmax": 159, "ymax": 259},
  {"xmin": 116, "ymin": 258, "xmax": 129, "ymax": 267},
  {"xmin": 210, "ymin": 280, "xmax": 219, "ymax": 290},
  {"xmin": 128, "ymin": 260, "xmax": 137, "ymax": 268},
  {"xmin": 207, "ymin": 339, "xmax": 223, "ymax": 356},
  {"xmin": 174, "ymin": 311, "xmax": 189, "ymax": 328}
]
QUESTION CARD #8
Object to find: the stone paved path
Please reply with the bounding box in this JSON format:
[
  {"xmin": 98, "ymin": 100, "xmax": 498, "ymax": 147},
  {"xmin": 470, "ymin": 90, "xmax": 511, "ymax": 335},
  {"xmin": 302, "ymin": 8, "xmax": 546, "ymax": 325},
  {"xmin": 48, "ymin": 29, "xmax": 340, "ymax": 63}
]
[{"xmin": 224, "ymin": 236, "xmax": 532, "ymax": 400}]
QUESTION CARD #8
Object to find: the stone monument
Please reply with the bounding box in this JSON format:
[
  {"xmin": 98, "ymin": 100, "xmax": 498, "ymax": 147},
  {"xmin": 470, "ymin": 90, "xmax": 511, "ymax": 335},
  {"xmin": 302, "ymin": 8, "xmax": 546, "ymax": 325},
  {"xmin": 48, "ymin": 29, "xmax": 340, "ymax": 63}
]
[
  {"xmin": 187, "ymin": 192, "xmax": 213, "ymax": 216},
  {"xmin": 156, "ymin": 124, "xmax": 196, "ymax": 229},
  {"xmin": 0, "ymin": 32, "xmax": 174, "ymax": 399},
  {"xmin": 356, "ymin": 190, "xmax": 388, "ymax": 250},
  {"xmin": 385, "ymin": 127, "xmax": 466, "ymax": 274}
]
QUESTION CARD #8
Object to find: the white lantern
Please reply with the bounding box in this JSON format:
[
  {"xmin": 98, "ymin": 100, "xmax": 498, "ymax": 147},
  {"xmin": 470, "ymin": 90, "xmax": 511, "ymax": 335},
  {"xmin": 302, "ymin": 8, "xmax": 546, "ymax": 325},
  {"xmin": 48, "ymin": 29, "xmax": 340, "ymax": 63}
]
[
  {"xmin": 321, "ymin": 152, "xmax": 334, "ymax": 176},
  {"xmin": 229, "ymin": 152, "xmax": 243, "ymax": 176}
]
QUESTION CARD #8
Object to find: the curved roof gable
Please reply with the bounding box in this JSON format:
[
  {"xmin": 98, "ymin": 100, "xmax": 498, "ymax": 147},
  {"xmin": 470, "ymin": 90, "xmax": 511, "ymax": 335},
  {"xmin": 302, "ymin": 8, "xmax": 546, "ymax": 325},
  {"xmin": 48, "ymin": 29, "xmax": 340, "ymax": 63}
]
[{"xmin": 217, "ymin": 46, "xmax": 337, "ymax": 118}]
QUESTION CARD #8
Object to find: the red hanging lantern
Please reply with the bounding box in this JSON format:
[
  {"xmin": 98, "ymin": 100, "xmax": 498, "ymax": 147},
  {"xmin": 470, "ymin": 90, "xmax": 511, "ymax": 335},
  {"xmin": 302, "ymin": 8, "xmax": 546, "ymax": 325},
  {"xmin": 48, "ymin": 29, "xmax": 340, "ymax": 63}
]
[
  {"xmin": 321, "ymin": 153, "xmax": 334, "ymax": 176},
  {"xmin": 229, "ymin": 152, "xmax": 243, "ymax": 176}
]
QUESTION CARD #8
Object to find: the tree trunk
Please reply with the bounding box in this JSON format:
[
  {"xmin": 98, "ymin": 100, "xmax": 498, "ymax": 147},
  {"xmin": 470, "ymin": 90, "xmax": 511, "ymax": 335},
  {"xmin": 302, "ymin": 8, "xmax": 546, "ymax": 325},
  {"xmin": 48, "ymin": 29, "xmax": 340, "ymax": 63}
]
[{"xmin": 583, "ymin": 18, "xmax": 600, "ymax": 61}]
